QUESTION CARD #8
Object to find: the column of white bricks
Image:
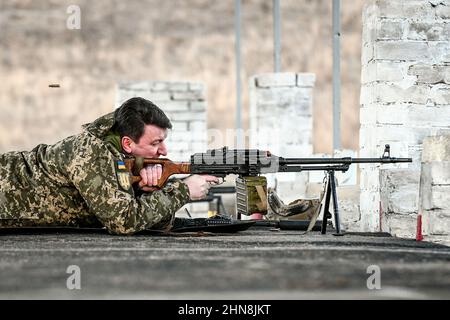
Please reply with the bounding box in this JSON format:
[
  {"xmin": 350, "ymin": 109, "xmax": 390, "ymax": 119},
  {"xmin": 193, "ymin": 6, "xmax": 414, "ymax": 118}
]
[
  {"xmin": 116, "ymin": 81, "xmax": 208, "ymax": 216},
  {"xmin": 420, "ymin": 135, "xmax": 450, "ymax": 246},
  {"xmin": 360, "ymin": 0, "xmax": 450, "ymax": 236},
  {"xmin": 249, "ymin": 72, "xmax": 315, "ymax": 202}
]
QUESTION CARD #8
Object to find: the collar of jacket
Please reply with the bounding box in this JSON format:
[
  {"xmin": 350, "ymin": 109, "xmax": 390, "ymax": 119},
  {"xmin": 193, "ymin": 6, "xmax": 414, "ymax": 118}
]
[{"xmin": 103, "ymin": 131, "xmax": 122, "ymax": 153}]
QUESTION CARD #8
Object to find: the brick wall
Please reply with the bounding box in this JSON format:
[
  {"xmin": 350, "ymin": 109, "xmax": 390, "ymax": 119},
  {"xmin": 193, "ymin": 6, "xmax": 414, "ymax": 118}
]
[
  {"xmin": 249, "ymin": 72, "xmax": 315, "ymax": 202},
  {"xmin": 360, "ymin": 0, "xmax": 450, "ymax": 237},
  {"xmin": 420, "ymin": 135, "xmax": 450, "ymax": 246}
]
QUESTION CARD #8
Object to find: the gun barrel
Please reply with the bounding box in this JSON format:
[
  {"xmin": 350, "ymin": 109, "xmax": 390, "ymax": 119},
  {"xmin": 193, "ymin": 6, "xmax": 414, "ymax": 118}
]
[{"xmin": 280, "ymin": 157, "xmax": 412, "ymax": 165}]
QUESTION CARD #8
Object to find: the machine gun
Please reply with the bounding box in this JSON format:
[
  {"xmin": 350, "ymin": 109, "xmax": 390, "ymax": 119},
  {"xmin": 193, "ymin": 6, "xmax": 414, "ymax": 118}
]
[{"xmin": 124, "ymin": 145, "xmax": 412, "ymax": 235}]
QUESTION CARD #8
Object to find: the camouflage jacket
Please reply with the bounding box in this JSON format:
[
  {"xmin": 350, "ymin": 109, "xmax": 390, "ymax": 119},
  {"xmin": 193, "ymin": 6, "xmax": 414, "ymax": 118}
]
[{"xmin": 0, "ymin": 112, "xmax": 191, "ymax": 235}]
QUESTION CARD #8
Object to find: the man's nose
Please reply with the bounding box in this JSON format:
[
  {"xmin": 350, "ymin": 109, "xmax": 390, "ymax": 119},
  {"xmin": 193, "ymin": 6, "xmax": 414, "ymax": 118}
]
[{"xmin": 158, "ymin": 142, "xmax": 168, "ymax": 156}]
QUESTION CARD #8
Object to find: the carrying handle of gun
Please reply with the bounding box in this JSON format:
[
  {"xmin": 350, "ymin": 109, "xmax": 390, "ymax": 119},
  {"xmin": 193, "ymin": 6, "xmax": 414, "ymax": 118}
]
[{"xmin": 124, "ymin": 157, "xmax": 191, "ymax": 191}]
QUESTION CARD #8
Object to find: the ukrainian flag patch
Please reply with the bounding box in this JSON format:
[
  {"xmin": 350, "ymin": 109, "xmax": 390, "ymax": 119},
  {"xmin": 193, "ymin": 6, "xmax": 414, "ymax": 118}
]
[
  {"xmin": 117, "ymin": 161, "xmax": 126, "ymax": 170},
  {"xmin": 116, "ymin": 160, "xmax": 131, "ymax": 191}
]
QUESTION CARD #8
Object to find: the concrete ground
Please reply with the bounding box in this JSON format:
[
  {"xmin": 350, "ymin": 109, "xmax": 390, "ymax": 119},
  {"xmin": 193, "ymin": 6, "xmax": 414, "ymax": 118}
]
[{"xmin": 0, "ymin": 227, "xmax": 449, "ymax": 300}]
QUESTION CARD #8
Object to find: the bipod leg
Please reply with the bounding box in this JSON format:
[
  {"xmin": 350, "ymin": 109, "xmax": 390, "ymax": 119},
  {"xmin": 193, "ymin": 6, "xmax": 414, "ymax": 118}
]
[
  {"xmin": 330, "ymin": 170, "xmax": 345, "ymax": 236},
  {"xmin": 216, "ymin": 195, "xmax": 221, "ymax": 216},
  {"xmin": 321, "ymin": 172, "xmax": 332, "ymax": 234}
]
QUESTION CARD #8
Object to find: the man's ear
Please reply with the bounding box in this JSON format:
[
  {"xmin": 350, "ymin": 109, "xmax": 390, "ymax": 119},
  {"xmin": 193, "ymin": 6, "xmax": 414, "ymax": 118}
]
[{"xmin": 121, "ymin": 136, "xmax": 133, "ymax": 154}]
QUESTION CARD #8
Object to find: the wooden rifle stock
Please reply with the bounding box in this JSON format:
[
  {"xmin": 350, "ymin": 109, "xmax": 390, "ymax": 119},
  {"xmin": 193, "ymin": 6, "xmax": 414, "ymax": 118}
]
[{"xmin": 123, "ymin": 157, "xmax": 191, "ymax": 190}]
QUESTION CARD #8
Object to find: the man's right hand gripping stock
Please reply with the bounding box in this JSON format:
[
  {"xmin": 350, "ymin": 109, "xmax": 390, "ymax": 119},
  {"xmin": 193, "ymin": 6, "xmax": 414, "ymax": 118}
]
[{"xmin": 138, "ymin": 164, "xmax": 221, "ymax": 200}]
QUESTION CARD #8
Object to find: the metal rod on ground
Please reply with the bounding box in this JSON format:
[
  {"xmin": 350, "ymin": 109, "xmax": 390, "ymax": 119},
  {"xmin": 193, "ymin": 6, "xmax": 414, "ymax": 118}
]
[{"xmin": 252, "ymin": 220, "xmax": 323, "ymax": 231}]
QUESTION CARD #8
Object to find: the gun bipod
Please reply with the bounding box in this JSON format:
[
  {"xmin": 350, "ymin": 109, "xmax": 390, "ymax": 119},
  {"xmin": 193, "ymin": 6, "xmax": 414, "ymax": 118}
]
[{"xmin": 321, "ymin": 170, "xmax": 345, "ymax": 236}]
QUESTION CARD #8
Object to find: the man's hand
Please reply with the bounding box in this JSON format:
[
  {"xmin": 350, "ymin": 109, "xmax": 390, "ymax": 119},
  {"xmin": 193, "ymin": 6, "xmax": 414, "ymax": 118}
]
[
  {"xmin": 138, "ymin": 164, "xmax": 163, "ymax": 189},
  {"xmin": 183, "ymin": 175, "xmax": 221, "ymax": 200}
]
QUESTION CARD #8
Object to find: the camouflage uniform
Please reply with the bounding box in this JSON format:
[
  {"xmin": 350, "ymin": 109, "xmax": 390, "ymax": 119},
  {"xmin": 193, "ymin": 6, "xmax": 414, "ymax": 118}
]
[{"xmin": 0, "ymin": 112, "xmax": 190, "ymax": 235}]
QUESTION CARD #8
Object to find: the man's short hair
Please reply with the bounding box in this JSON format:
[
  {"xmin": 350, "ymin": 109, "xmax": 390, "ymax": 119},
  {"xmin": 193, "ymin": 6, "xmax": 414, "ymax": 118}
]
[{"xmin": 114, "ymin": 97, "xmax": 172, "ymax": 142}]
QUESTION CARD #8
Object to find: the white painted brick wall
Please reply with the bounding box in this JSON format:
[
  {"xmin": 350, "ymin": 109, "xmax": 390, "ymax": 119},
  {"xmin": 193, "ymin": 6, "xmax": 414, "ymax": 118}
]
[
  {"xmin": 256, "ymin": 72, "xmax": 297, "ymax": 87},
  {"xmin": 249, "ymin": 72, "xmax": 315, "ymax": 203},
  {"xmin": 420, "ymin": 135, "xmax": 450, "ymax": 245},
  {"xmin": 379, "ymin": 169, "xmax": 420, "ymax": 237},
  {"xmin": 360, "ymin": 0, "xmax": 450, "ymax": 239}
]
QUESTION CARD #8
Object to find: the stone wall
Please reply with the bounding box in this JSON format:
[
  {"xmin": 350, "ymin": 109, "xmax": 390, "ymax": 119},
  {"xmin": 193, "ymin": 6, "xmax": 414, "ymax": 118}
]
[
  {"xmin": 420, "ymin": 135, "xmax": 450, "ymax": 245},
  {"xmin": 249, "ymin": 72, "xmax": 315, "ymax": 202},
  {"xmin": 360, "ymin": 0, "xmax": 450, "ymax": 236},
  {"xmin": 248, "ymin": 73, "xmax": 362, "ymax": 230}
]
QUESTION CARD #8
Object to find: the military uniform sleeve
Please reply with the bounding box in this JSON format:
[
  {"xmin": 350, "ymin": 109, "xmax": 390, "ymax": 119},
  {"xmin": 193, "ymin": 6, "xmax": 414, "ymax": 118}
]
[{"xmin": 68, "ymin": 149, "xmax": 190, "ymax": 235}]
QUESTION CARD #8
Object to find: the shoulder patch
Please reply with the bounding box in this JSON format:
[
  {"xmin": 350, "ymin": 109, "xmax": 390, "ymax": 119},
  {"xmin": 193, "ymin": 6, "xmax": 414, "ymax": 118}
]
[
  {"xmin": 116, "ymin": 160, "xmax": 131, "ymax": 191},
  {"xmin": 117, "ymin": 161, "xmax": 126, "ymax": 170}
]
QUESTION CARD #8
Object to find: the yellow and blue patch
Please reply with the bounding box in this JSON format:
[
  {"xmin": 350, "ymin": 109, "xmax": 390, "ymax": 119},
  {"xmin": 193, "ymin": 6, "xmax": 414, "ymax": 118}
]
[
  {"xmin": 117, "ymin": 161, "xmax": 126, "ymax": 170},
  {"xmin": 116, "ymin": 160, "xmax": 131, "ymax": 191}
]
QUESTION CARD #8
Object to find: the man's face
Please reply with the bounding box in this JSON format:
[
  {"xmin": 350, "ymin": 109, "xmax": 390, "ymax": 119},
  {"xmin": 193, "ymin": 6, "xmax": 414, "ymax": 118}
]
[{"xmin": 121, "ymin": 124, "xmax": 168, "ymax": 158}]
